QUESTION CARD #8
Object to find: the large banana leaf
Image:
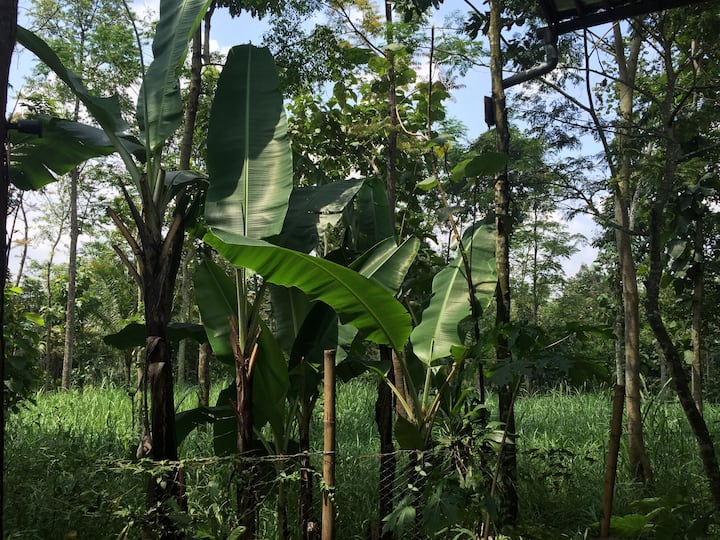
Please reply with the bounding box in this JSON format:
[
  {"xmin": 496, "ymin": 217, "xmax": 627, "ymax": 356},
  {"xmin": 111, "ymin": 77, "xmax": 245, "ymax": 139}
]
[
  {"xmin": 9, "ymin": 118, "xmax": 115, "ymax": 190},
  {"xmin": 270, "ymin": 286, "xmax": 312, "ymax": 355},
  {"xmin": 103, "ymin": 322, "xmax": 206, "ymax": 349},
  {"xmin": 349, "ymin": 178, "xmax": 394, "ymax": 252},
  {"xmin": 16, "ymin": 27, "xmax": 127, "ymax": 137},
  {"xmin": 354, "ymin": 236, "xmax": 421, "ymax": 294},
  {"xmin": 137, "ymin": 0, "xmax": 213, "ymax": 153},
  {"xmin": 205, "ymin": 45, "xmax": 292, "ymax": 241},
  {"xmin": 205, "ymin": 232, "xmax": 412, "ymax": 352},
  {"xmin": 410, "ymin": 222, "xmax": 497, "ymax": 365},
  {"xmin": 193, "ymin": 259, "xmax": 289, "ymax": 435},
  {"xmin": 15, "ymin": 27, "xmax": 139, "ymax": 182},
  {"xmin": 278, "ymin": 180, "xmax": 364, "ymax": 252}
]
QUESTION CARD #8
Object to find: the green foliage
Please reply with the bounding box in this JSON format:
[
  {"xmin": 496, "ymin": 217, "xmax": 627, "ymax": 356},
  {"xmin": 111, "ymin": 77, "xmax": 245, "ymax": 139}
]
[
  {"xmin": 410, "ymin": 221, "xmax": 497, "ymax": 365},
  {"xmin": 3, "ymin": 286, "xmax": 44, "ymax": 412},
  {"xmin": 205, "ymin": 44, "xmax": 293, "ymax": 241},
  {"xmin": 204, "ymin": 232, "xmax": 412, "ymax": 351}
]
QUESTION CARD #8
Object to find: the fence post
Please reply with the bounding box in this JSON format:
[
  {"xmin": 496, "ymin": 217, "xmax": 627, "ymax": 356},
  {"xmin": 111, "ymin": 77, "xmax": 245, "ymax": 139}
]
[{"xmin": 322, "ymin": 349, "xmax": 337, "ymax": 540}]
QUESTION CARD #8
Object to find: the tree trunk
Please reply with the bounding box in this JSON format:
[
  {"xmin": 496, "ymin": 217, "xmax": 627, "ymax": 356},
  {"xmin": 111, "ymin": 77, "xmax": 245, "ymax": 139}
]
[
  {"xmin": 139, "ymin": 209, "xmax": 186, "ymax": 537},
  {"xmin": 61, "ymin": 166, "xmax": 80, "ymax": 390},
  {"xmin": 176, "ymin": 245, "xmax": 195, "ymax": 385},
  {"xmin": 12, "ymin": 195, "xmax": 28, "ymax": 287},
  {"xmin": 643, "ymin": 36, "xmax": 720, "ymax": 511},
  {"xmin": 197, "ymin": 340, "xmax": 211, "ymax": 407},
  {"xmin": 1, "ymin": 2, "xmax": 19, "ymax": 533},
  {"xmin": 691, "ymin": 212, "xmax": 704, "ymax": 413},
  {"xmin": 44, "ymin": 225, "xmax": 64, "ymax": 389},
  {"xmin": 612, "ymin": 24, "xmax": 652, "ymax": 484},
  {"xmin": 613, "ymin": 264, "xmax": 625, "ymax": 386},
  {"xmin": 489, "ymin": 0, "xmax": 518, "ymax": 524}
]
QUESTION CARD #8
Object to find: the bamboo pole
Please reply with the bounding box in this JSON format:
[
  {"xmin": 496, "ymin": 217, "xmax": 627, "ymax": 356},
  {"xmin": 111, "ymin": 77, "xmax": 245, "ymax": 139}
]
[
  {"xmin": 322, "ymin": 349, "xmax": 337, "ymax": 540},
  {"xmin": 601, "ymin": 384, "xmax": 625, "ymax": 537}
]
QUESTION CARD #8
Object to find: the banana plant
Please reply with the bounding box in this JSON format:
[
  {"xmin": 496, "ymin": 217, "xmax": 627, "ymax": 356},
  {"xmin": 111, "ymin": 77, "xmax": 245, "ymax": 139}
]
[{"xmin": 17, "ymin": 0, "xmax": 214, "ymax": 525}]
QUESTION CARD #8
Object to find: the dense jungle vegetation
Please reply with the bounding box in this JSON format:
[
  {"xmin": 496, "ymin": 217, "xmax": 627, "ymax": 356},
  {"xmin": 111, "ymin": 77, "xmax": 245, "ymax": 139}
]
[{"xmin": 3, "ymin": 0, "xmax": 720, "ymax": 538}]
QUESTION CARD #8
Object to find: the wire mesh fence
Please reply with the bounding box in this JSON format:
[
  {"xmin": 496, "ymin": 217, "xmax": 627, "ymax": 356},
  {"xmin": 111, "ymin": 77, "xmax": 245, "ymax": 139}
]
[{"xmin": 104, "ymin": 448, "xmax": 462, "ymax": 539}]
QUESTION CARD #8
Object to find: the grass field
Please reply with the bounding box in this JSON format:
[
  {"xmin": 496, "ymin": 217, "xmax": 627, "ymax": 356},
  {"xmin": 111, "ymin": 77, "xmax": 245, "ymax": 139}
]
[{"xmin": 4, "ymin": 379, "xmax": 719, "ymax": 539}]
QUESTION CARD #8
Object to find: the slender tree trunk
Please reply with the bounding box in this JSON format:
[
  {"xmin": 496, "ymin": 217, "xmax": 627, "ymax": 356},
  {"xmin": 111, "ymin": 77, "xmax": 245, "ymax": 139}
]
[
  {"xmin": 1, "ymin": 2, "xmax": 19, "ymax": 533},
  {"xmin": 691, "ymin": 212, "xmax": 704, "ymax": 413},
  {"xmin": 644, "ymin": 35, "xmax": 720, "ymax": 511},
  {"xmin": 612, "ymin": 24, "xmax": 652, "ymax": 484},
  {"xmin": 613, "ymin": 264, "xmax": 625, "ymax": 386},
  {"xmin": 44, "ymin": 225, "xmax": 64, "ymax": 389},
  {"xmin": 12, "ymin": 195, "xmax": 28, "ymax": 287},
  {"xmin": 600, "ymin": 384, "xmax": 625, "ymax": 537},
  {"xmin": 61, "ymin": 166, "xmax": 79, "ymax": 390},
  {"xmin": 489, "ymin": 0, "xmax": 518, "ymax": 524},
  {"xmin": 176, "ymin": 246, "xmax": 195, "ymax": 385},
  {"xmin": 197, "ymin": 340, "xmax": 211, "ymax": 407},
  {"xmin": 179, "ymin": 26, "xmax": 202, "ymax": 171}
]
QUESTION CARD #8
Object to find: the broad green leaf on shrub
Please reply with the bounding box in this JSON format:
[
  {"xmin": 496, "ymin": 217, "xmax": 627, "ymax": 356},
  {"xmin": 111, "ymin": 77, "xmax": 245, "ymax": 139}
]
[
  {"xmin": 9, "ymin": 118, "xmax": 114, "ymax": 190},
  {"xmin": 347, "ymin": 179, "xmax": 394, "ymax": 252},
  {"xmin": 410, "ymin": 222, "xmax": 496, "ymax": 364},
  {"xmin": 394, "ymin": 414, "xmax": 426, "ymax": 450},
  {"xmin": 103, "ymin": 322, "xmax": 206, "ymax": 349},
  {"xmin": 193, "ymin": 259, "xmax": 236, "ymax": 364},
  {"xmin": 205, "ymin": 45, "xmax": 292, "ymax": 241},
  {"xmin": 175, "ymin": 405, "xmax": 232, "ymax": 448},
  {"xmin": 452, "ymin": 152, "xmax": 508, "ymax": 181},
  {"xmin": 137, "ymin": 0, "xmax": 213, "ymax": 153},
  {"xmin": 354, "ymin": 236, "xmax": 421, "ymax": 294},
  {"xmin": 15, "ymin": 27, "xmax": 141, "ymax": 183},
  {"xmin": 16, "ymin": 27, "xmax": 128, "ymax": 137},
  {"xmin": 204, "ymin": 232, "xmax": 411, "ymax": 351},
  {"xmin": 278, "ymin": 179, "xmax": 364, "ymax": 252}
]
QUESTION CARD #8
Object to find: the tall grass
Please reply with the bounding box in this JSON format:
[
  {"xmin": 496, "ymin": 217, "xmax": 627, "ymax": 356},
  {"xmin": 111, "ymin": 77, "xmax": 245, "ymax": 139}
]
[{"xmin": 4, "ymin": 381, "xmax": 719, "ymax": 538}]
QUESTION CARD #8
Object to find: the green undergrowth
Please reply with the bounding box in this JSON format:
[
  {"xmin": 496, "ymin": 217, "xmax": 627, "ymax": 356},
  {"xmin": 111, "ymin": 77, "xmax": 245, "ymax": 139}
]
[{"xmin": 4, "ymin": 381, "xmax": 719, "ymax": 538}]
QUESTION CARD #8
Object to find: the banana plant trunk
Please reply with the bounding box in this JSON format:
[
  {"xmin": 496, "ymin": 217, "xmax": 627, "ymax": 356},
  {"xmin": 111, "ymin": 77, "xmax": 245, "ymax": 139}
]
[
  {"xmin": 230, "ymin": 317, "xmax": 257, "ymax": 540},
  {"xmin": 142, "ymin": 217, "xmax": 186, "ymax": 536}
]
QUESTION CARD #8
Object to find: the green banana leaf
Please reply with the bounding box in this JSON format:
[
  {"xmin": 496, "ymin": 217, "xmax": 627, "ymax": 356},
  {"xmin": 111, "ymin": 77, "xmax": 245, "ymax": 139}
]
[
  {"xmin": 9, "ymin": 118, "xmax": 114, "ymax": 190},
  {"xmin": 137, "ymin": 0, "xmax": 213, "ymax": 153},
  {"xmin": 204, "ymin": 232, "xmax": 412, "ymax": 352},
  {"xmin": 278, "ymin": 179, "xmax": 364, "ymax": 252},
  {"xmin": 193, "ymin": 259, "xmax": 289, "ymax": 435},
  {"xmin": 16, "ymin": 27, "xmax": 140, "ymax": 183},
  {"xmin": 410, "ymin": 222, "xmax": 497, "ymax": 365},
  {"xmin": 205, "ymin": 44, "xmax": 292, "ymax": 241},
  {"xmin": 354, "ymin": 236, "xmax": 421, "ymax": 294},
  {"xmin": 103, "ymin": 322, "xmax": 206, "ymax": 349},
  {"xmin": 270, "ymin": 286, "xmax": 313, "ymax": 355},
  {"xmin": 16, "ymin": 27, "xmax": 128, "ymax": 137},
  {"xmin": 349, "ymin": 178, "xmax": 394, "ymax": 252}
]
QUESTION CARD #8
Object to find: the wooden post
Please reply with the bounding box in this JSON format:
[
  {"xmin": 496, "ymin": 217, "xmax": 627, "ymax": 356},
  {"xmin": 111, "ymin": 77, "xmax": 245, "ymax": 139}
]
[
  {"xmin": 601, "ymin": 384, "xmax": 625, "ymax": 537},
  {"xmin": 322, "ymin": 349, "xmax": 337, "ymax": 540}
]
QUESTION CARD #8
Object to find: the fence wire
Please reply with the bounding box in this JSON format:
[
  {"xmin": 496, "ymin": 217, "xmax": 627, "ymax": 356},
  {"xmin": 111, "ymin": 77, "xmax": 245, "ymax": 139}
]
[{"xmin": 104, "ymin": 448, "xmax": 466, "ymax": 539}]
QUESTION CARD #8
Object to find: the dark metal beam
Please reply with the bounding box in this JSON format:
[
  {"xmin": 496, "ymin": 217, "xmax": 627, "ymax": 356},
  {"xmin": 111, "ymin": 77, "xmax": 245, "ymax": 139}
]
[{"xmin": 539, "ymin": 0, "xmax": 713, "ymax": 34}]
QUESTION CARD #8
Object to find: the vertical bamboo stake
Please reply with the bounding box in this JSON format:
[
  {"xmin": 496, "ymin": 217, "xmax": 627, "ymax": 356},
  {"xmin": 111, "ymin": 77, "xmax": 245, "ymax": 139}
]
[
  {"xmin": 322, "ymin": 349, "xmax": 337, "ymax": 540},
  {"xmin": 601, "ymin": 384, "xmax": 625, "ymax": 537}
]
